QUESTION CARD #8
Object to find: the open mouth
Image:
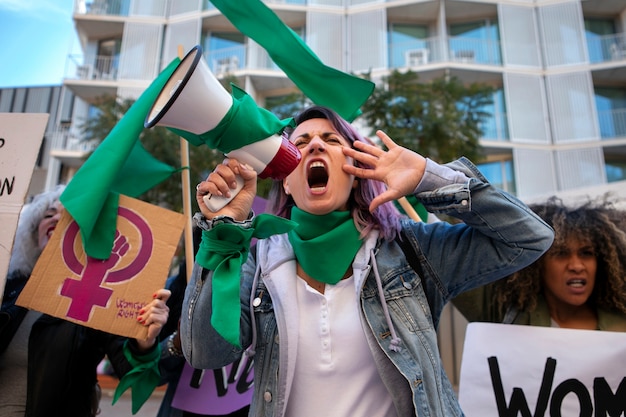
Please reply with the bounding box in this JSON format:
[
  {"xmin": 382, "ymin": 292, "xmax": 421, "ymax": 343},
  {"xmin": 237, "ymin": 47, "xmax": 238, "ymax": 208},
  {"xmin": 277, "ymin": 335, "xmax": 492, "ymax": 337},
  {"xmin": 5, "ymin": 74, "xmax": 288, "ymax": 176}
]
[
  {"xmin": 566, "ymin": 278, "xmax": 587, "ymax": 288},
  {"xmin": 307, "ymin": 161, "xmax": 329, "ymax": 192}
]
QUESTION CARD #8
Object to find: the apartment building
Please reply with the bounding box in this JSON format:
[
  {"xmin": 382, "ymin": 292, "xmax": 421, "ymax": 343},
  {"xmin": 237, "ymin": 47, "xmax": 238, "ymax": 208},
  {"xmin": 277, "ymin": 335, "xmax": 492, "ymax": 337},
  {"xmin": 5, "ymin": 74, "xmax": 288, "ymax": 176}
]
[{"xmin": 5, "ymin": 0, "xmax": 626, "ymax": 386}]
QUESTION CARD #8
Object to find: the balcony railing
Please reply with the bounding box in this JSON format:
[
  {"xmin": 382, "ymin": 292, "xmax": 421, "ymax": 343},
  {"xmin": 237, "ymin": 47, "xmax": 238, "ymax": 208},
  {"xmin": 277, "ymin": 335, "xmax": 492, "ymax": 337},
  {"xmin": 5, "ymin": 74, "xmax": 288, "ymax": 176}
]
[
  {"xmin": 75, "ymin": 0, "xmax": 128, "ymax": 16},
  {"xmin": 389, "ymin": 36, "xmax": 502, "ymax": 69},
  {"xmin": 480, "ymin": 112, "xmax": 509, "ymax": 141},
  {"xmin": 68, "ymin": 54, "xmax": 119, "ymax": 81},
  {"xmin": 597, "ymin": 108, "xmax": 626, "ymax": 139},
  {"xmin": 50, "ymin": 126, "xmax": 99, "ymax": 154},
  {"xmin": 586, "ymin": 32, "xmax": 626, "ymax": 64}
]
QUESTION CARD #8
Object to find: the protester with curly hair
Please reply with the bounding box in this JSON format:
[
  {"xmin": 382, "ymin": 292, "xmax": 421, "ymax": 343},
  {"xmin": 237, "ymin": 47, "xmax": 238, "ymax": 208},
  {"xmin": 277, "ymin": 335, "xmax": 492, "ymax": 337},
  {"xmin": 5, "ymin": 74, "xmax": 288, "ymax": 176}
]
[{"xmin": 453, "ymin": 196, "xmax": 626, "ymax": 331}]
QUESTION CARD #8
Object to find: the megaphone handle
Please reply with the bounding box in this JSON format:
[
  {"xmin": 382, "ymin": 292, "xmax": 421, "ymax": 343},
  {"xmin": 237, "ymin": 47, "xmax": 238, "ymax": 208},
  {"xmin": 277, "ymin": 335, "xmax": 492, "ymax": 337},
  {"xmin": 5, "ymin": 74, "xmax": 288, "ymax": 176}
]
[{"xmin": 202, "ymin": 175, "xmax": 245, "ymax": 212}]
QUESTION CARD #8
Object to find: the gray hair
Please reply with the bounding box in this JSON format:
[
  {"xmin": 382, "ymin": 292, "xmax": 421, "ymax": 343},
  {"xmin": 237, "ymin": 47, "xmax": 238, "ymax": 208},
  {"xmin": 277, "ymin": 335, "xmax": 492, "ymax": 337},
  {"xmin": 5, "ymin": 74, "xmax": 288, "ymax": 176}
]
[{"xmin": 8, "ymin": 185, "xmax": 66, "ymax": 276}]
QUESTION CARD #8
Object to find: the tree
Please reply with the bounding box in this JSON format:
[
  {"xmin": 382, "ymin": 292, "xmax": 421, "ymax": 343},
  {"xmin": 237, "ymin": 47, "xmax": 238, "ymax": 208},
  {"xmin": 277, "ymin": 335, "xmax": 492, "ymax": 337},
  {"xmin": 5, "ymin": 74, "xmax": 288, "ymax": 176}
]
[{"xmin": 361, "ymin": 70, "xmax": 495, "ymax": 163}]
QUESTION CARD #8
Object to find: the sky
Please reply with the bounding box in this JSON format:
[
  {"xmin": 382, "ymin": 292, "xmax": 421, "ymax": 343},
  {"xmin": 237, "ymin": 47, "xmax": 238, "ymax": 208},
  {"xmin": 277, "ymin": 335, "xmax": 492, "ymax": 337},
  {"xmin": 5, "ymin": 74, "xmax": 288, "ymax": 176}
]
[{"xmin": 0, "ymin": 0, "xmax": 80, "ymax": 88}]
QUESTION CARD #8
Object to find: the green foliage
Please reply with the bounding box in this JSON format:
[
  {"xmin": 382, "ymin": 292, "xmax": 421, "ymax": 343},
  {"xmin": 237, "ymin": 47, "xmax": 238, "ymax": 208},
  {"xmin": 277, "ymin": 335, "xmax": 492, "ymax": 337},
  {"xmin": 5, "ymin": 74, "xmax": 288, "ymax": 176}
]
[{"xmin": 361, "ymin": 70, "xmax": 494, "ymax": 163}]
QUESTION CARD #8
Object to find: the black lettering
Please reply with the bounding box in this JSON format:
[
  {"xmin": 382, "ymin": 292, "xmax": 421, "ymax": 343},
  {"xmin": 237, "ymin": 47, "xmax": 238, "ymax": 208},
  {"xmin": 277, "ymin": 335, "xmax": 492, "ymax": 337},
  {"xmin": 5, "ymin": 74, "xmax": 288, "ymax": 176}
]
[
  {"xmin": 594, "ymin": 377, "xmax": 626, "ymax": 417},
  {"xmin": 213, "ymin": 367, "xmax": 228, "ymax": 397},
  {"xmin": 0, "ymin": 177, "xmax": 15, "ymax": 196},
  {"xmin": 0, "ymin": 137, "xmax": 5, "ymax": 147},
  {"xmin": 550, "ymin": 379, "xmax": 592, "ymax": 417},
  {"xmin": 189, "ymin": 368, "xmax": 205, "ymax": 389},
  {"xmin": 488, "ymin": 356, "xmax": 557, "ymax": 417},
  {"xmin": 236, "ymin": 355, "xmax": 254, "ymax": 394}
]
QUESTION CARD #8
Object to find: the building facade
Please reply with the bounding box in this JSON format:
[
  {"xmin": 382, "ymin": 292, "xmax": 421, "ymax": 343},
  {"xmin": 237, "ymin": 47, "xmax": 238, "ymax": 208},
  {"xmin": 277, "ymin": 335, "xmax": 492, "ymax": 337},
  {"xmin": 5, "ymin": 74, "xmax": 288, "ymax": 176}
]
[
  {"xmin": 59, "ymin": 0, "xmax": 626, "ymax": 204},
  {"xmin": 7, "ymin": 0, "xmax": 626, "ymax": 386}
]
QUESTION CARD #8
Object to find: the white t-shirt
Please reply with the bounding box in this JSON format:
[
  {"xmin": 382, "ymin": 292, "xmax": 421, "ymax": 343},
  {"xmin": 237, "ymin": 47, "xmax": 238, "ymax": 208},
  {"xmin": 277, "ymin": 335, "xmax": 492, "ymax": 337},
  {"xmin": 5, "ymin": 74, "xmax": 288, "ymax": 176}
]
[{"xmin": 284, "ymin": 275, "xmax": 397, "ymax": 417}]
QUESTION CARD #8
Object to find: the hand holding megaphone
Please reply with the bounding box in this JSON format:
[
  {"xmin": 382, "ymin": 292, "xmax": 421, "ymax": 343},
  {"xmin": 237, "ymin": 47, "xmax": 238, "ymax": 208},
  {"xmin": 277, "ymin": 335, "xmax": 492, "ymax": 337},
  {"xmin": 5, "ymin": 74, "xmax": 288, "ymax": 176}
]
[
  {"xmin": 144, "ymin": 45, "xmax": 301, "ymax": 212},
  {"xmin": 196, "ymin": 158, "xmax": 257, "ymax": 220}
]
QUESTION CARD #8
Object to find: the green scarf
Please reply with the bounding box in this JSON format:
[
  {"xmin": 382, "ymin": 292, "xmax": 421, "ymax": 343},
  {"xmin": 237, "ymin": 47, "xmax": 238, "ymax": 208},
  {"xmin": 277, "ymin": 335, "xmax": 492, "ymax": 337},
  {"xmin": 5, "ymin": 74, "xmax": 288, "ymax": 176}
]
[
  {"xmin": 195, "ymin": 214, "xmax": 297, "ymax": 347},
  {"xmin": 112, "ymin": 340, "xmax": 161, "ymax": 414},
  {"xmin": 288, "ymin": 207, "xmax": 362, "ymax": 285}
]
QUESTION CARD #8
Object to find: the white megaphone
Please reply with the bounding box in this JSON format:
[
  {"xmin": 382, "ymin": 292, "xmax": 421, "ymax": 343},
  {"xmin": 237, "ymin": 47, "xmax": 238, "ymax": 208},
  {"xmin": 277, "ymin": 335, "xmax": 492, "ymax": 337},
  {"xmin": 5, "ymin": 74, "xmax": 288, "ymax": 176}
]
[{"xmin": 145, "ymin": 45, "xmax": 301, "ymax": 212}]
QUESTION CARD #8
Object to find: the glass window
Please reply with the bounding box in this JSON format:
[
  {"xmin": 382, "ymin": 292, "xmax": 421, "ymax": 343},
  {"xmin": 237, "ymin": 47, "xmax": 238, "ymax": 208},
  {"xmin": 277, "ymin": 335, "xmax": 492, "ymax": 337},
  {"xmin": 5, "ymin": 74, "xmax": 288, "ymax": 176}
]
[
  {"xmin": 96, "ymin": 39, "xmax": 121, "ymax": 78},
  {"xmin": 202, "ymin": 32, "xmax": 246, "ymax": 73},
  {"xmin": 388, "ymin": 23, "xmax": 429, "ymax": 68},
  {"xmin": 477, "ymin": 160, "xmax": 516, "ymax": 193},
  {"xmin": 480, "ymin": 89, "xmax": 509, "ymax": 141},
  {"xmin": 595, "ymin": 87, "xmax": 626, "ymax": 139},
  {"xmin": 584, "ymin": 18, "xmax": 615, "ymax": 63},
  {"xmin": 449, "ymin": 20, "xmax": 501, "ymax": 65}
]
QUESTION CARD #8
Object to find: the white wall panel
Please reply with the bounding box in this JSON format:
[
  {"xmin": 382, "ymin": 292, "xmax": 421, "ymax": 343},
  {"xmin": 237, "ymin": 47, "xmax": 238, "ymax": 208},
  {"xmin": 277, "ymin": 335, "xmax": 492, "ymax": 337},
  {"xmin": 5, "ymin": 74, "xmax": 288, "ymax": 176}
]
[
  {"xmin": 117, "ymin": 86, "xmax": 147, "ymax": 102},
  {"xmin": 556, "ymin": 148, "xmax": 606, "ymax": 190},
  {"xmin": 498, "ymin": 4, "xmax": 541, "ymax": 68},
  {"xmin": 538, "ymin": 2, "xmax": 586, "ymax": 67},
  {"xmin": 504, "ymin": 73, "xmax": 550, "ymax": 143},
  {"xmin": 307, "ymin": 12, "xmax": 344, "ymax": 70},
  {"xmin": 545, "ymin": 72, "xmax": 598, "ymax": 143},
  {"xmin": 24, "ymin": 89, "xmax": 52, "ymax": 113},
  {"xmin": 348, "ymin": 10, "xmax": 385, "ymax": 72},
  {"xmin": 168, "ymin": 0, "xmax": 201, "ymax": 16},
  {"xmin": 310, "ymin": 0, "xmax": 343, "ymax": 5},
  {"xmin": 119, "ymin": 23, "xmax": 163, "ymax": 80},
  {"xmin": 162, "ymin": 19, "xmax": 201, "ymax": 67},
  {"xmin": 514, "ymin": 148, "xmax": 557, "ymax": 199},
  {"xmin": 129, "ymin": 0, "xmax": 168, "ymax": 17}
]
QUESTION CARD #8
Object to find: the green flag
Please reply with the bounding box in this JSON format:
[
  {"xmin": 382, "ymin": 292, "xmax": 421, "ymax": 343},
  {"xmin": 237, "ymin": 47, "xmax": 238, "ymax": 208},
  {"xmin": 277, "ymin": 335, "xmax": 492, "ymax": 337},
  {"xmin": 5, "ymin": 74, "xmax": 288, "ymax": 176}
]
[
  {"xmin": 60, "ymin": 58, "xmax": 181, "ymax": 260},
  {"xmin": 209, "ymin": 0, "xmax": 374, "ymax": 122}
]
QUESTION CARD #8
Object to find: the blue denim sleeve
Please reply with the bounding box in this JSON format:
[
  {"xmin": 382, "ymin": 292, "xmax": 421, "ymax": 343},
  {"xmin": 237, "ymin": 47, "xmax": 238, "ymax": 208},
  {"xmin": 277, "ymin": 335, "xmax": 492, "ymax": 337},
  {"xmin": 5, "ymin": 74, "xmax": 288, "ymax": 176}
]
[{"xmin": 405, "ymin": 157, "xmax": 554, "ymax": 299}]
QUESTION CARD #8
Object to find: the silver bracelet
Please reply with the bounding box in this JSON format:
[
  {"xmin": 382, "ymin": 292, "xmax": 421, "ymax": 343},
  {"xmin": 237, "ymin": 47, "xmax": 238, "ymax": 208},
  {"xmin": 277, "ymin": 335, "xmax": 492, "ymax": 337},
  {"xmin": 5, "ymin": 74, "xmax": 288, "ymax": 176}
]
[
  {"xmin": 193, "ymin": 211, "xmax": 254, "ymax": 231},
  {"xmin": 166, "ymin": 331, "xmax": 183, "ymax": 357}
]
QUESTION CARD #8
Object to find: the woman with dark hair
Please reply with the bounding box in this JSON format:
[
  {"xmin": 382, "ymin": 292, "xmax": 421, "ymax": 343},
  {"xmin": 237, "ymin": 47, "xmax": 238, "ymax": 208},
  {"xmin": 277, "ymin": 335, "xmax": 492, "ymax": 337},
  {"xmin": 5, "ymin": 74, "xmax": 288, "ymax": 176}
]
[
  {"xmin": 453, "ymin": 196, "xmax": 626, "ymax": 331},
  {"xmin": 183, "ymin": 105, "xmax": 554, "ymax": 417}
]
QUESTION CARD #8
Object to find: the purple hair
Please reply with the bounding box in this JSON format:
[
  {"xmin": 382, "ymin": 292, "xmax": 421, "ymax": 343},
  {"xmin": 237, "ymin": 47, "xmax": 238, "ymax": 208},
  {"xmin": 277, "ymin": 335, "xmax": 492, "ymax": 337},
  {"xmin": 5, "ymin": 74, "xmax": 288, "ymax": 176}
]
[{"xmin": 267, "ymin": 106, "xmax": 403, "ymax": 241}]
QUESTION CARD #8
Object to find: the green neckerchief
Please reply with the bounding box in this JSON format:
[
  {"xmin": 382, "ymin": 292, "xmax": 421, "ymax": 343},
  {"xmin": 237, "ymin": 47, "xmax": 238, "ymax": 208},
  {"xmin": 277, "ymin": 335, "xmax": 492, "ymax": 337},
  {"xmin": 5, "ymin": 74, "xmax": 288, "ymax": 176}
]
[
  {"xmin": 195, "ymin": 214, "xmax": 297, "ymax": 347},
  {"xmin": 112, "ymin": 340, "xmax": 161, "ymax": 414},
  {"xmin": 288, "ymin": 207, "xmax": 362, "ymax": 285}
]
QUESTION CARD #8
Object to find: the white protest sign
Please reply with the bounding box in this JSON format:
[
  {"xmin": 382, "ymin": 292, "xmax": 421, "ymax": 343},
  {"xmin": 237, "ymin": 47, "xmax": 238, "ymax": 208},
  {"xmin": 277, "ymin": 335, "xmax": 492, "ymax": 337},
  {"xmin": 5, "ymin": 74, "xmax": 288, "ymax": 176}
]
[
  {"xmin": 458, "ymin": 322, "xmax": 626, "ymax": 417},
  {"xmin": 0, "ymin": 113, "xmax": 48, "ymax": 303}
]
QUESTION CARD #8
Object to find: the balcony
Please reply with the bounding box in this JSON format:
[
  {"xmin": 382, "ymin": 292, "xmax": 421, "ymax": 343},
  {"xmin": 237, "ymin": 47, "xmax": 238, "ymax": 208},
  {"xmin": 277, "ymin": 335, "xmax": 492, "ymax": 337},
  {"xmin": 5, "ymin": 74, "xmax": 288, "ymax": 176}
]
[
  {"xmin": 388, "ymin": 35, "xmax": 502, "ymax": 70},
  {"xmin": 587, "ymin": 32, "xmax": 626, "ymax": 64},
  {"xmin": 597, "ymin": 108, "xmax": 626, "ymax": 139},
  {"xmin": 49, "ymin": 126, "xmax": 99, "ymax": 168},
  {"xmin": 75, "ymin": 0, "xmax": 128, "ymax": 16}
]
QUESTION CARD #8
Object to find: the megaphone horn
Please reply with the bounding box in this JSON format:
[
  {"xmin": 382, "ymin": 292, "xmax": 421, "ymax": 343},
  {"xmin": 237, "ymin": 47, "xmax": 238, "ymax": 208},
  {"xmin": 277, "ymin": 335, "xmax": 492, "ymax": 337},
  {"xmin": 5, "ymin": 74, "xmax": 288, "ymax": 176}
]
[{"xmin": 144, "ymin": 45, "xmax": 301, "ymax": 212}]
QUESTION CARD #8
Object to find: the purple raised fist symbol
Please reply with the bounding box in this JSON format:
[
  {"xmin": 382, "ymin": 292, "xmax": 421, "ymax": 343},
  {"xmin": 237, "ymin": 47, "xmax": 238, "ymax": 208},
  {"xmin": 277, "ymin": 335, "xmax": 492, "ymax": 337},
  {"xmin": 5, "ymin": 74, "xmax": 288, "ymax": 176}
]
[{"xmin": 59, "ymin": 207, "xmax": 154, "ymax": 322}]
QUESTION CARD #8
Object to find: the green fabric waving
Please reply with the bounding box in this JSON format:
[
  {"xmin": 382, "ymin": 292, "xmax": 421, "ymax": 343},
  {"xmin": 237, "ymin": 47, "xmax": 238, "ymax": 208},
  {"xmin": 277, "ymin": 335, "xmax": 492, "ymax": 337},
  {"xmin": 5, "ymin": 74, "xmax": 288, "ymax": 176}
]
[
  {"xmin": 112, "ymin": 340, "xmax": 161, "ymax": 414},
  {"xmin": 209, "ymin": 0, "xmax": 374, "ymax": 122},
  {"xmin": 195, "ymin": 214, "xmax": 297, "ymax": 346},
  {"xmin": 60, "ymin": 58, "xmax": 181, "ymax": 259}
]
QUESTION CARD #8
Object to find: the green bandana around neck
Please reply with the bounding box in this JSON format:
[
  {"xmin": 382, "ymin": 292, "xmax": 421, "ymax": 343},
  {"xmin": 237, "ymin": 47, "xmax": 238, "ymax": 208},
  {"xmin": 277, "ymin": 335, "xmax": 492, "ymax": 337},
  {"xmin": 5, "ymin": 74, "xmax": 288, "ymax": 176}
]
[{"xmin": 288, "ymin": 207, "xmax": 362, "ymax": 285}]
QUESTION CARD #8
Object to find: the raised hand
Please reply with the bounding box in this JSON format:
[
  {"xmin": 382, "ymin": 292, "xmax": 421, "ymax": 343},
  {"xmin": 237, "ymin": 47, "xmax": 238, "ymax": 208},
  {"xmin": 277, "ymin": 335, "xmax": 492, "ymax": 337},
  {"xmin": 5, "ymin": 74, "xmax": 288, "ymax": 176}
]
[{"xmin": 342, "ymin": 130, "xmax": 426, "ymax": 212}]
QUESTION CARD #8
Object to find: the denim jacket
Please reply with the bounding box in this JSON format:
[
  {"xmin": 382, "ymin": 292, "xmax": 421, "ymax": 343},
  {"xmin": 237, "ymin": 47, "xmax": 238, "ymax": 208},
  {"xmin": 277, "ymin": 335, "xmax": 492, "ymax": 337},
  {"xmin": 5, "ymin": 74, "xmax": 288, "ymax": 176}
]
[{"xmin": 181, "ymin": 157, "xmax": 554, "ymax": 417}]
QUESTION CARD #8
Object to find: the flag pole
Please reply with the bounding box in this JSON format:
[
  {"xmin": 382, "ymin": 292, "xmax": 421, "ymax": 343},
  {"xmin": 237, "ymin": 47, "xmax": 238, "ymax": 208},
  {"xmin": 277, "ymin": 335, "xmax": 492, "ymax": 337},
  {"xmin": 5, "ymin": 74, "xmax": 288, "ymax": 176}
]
[
  {"xmin": 397, "ymin": 196, "xmax": 422, "ymax": 222},
  {"xmin": 178, "ymin": 45, "xmax": 195, "ymax": 282}
]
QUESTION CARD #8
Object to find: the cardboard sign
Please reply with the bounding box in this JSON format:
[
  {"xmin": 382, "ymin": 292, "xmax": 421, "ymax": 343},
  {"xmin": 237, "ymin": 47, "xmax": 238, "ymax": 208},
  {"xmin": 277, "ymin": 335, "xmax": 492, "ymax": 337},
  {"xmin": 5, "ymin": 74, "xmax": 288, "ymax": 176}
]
[
  {"xmin": 0, "ymin": 113, "xmax": 48, "ymax": 303},
  {"xmin": 17, "ymin": 194, "xmax": 186, "ymax": 339},
  {"xmin": 172, "ymin": 357, "xmax": 253, "ymax": 414},
  {"xmin": 458, "ymin": 322, "xmax": 626, "ymax": 417}
]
